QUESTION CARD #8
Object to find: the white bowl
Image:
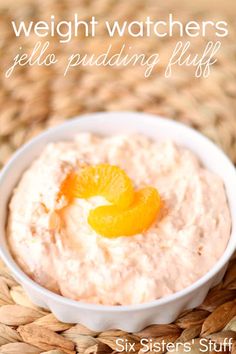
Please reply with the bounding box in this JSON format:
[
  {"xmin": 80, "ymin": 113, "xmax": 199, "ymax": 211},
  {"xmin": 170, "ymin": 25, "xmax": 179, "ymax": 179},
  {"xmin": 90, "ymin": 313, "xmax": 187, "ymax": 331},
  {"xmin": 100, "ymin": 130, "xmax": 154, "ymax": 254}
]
[{"xmin": 0, "ymin": 112, "xmax": 235, "ymax": 332}]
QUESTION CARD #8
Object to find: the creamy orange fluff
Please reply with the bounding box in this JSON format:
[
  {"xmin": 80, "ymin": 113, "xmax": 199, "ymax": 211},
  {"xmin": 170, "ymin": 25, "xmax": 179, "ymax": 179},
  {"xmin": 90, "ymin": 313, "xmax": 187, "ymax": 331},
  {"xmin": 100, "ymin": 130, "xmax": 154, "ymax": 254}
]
[{"xmin": 7, "ymin": 134, "xmax": 231, "ymax": 305}]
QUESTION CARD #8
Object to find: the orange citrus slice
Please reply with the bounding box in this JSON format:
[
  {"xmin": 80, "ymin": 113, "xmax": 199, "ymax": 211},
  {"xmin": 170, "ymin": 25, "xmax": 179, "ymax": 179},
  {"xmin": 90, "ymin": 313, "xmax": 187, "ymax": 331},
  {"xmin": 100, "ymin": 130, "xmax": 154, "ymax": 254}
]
[
  {"xmin": 61, "ymin": 164, "xmax": 134, "ymax": 209},
  {"xmin": 88, "ymin": 187, "xmax": 161, "ymax": 237}
]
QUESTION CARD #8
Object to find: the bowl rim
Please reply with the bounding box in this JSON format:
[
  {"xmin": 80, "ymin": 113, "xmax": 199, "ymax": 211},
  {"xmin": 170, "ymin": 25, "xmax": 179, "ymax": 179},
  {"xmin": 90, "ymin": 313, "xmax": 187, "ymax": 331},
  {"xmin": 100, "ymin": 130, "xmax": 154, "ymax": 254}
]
[{"xmin": 0, "ymin": 111, "xmax": 236, "ymax": 312}]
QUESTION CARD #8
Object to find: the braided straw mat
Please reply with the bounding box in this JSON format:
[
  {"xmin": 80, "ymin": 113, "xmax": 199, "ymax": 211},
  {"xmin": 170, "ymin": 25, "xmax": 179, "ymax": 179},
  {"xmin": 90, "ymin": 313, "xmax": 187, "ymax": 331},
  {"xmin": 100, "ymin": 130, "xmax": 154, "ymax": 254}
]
[{"xmin": 0, "ymin": 0, "xmax": 236, "ymax": 353}]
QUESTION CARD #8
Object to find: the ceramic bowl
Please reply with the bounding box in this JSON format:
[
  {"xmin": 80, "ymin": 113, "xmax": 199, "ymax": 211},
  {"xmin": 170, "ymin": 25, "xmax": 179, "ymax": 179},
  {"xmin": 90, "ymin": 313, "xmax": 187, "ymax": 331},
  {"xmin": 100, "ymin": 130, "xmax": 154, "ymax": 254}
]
[{"xmin": 0, "ymin": 112, "xmax": 235, "ymax": 331}]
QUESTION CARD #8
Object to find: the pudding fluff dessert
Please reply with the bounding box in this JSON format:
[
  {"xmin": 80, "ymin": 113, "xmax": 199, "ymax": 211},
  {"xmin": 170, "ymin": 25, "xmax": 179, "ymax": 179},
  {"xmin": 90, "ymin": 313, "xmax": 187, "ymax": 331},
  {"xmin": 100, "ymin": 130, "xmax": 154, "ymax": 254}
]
[{"xmin": 7, "ymin": 133, "xmax": 231, "ymax": 305}]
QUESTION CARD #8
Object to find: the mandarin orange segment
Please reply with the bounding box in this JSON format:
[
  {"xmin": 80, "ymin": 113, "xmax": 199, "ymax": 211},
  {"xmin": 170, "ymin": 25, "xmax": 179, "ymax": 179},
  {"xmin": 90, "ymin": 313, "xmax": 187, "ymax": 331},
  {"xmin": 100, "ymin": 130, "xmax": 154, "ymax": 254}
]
[
  {"xmin": 60, "ymin": 172, "xmax": 80, "ymax": 200},
  {"xmin": 61, "ymin": 164, "xmax": 134, "ymax": 208},
  {"xmin": 88, "ymin": 187, "xmax": 161, "ymax": 237}
]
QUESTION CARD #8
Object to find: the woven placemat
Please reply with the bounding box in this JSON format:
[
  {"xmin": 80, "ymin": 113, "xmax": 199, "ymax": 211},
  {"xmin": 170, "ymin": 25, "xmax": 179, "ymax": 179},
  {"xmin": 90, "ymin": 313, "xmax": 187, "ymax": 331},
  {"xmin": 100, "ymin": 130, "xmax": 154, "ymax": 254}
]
[{"xmin": 0, "ymin": 0, "xmax": 236, "ymax": 353}]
